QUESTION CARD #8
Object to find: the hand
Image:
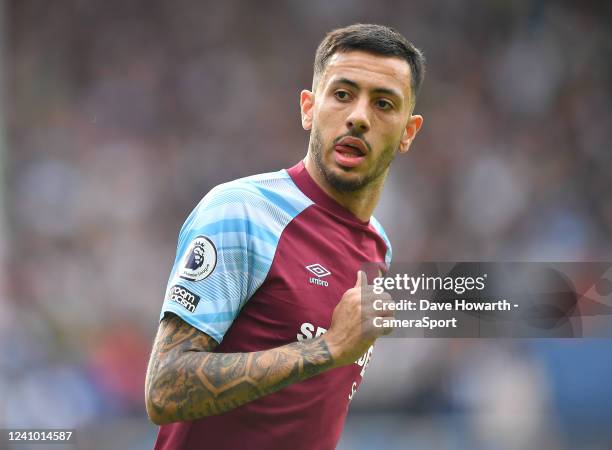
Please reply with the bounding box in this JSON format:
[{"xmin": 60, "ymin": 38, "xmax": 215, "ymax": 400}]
[{"xmin": 324, "ymin": 271, "xmax": 395, "ymax": 366}]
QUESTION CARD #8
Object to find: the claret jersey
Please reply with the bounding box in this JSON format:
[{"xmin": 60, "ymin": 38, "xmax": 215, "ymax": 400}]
[{"xmin": 154, "ymin": 161, "xmax": 391, "ymax": 450}]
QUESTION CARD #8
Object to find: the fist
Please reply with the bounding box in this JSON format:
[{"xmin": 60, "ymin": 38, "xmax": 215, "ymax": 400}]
[{"xmin": 324, "ymin": 271, "xmax": 395, "ymax": 366}]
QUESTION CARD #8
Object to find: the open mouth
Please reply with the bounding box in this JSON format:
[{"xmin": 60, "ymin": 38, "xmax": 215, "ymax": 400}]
[{"xmin": 333, "ymin": 137, "xmax": 368, "ymax": 168}]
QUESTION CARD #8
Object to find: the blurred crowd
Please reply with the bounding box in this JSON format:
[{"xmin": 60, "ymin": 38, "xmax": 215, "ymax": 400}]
[{"xmin": 1, "ymin": 1, "xmax": 611, "ymax": 449}]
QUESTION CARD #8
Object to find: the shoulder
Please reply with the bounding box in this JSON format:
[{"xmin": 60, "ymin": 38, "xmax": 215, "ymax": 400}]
[
  {"xmin": 369, "ymin": 215, "xmax": 393, "ymax": 266},
  {"xmin": 179, "ymin": 169, "xmax": 314, "ymax": 243},
  {"xmin": 203, "ymin": 169, "xmax": 313, "ymax": 217}
]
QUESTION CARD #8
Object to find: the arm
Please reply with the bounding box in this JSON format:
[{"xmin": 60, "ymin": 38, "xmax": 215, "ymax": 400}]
[
  {"xmin": 145, "ymin": 271, "xmax": 394, "ymax": 425},
  {"xmin": 145, "ymin": 313, "xmax": 335, "ymax": 424}
]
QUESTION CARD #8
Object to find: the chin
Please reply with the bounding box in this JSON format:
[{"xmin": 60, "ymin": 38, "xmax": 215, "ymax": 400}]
[{"xmin": 324, "ymin": 167, "xmax": 367, "ymax": 193}]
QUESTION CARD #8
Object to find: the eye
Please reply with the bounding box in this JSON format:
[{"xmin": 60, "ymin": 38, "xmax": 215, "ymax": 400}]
[
  {"xmin": 375, "ymin": 99, "xmax": 393, "ymax": 110},
  {"xmin": 334, "ymin": 90, "xmax": 351, "ymax": 101}
]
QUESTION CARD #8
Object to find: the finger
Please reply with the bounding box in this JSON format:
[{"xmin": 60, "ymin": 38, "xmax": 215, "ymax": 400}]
[
  {"xmin": 381, "ymin": 325, "xmax": 395, "ymax": 336},
  {"xmin": 372, "ymin": 316, "xmax": 395, "ymax": 336},
  {"xmin": 354, "ymin": 270, "xmax": 368, "ymax": 289},
  {"xmin": 380, "ymin": 295, "xmax": 395, "ymax": 311}
]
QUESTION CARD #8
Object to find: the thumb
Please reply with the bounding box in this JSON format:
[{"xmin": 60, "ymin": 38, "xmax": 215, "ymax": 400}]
[{"xmin": 354, "ymin": 270, "xmax": 368, "ymax": 288}]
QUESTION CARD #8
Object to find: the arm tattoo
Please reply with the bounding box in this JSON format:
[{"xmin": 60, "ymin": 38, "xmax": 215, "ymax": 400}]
[{"xmin": 145, "ymin": 314, "xmax": 335, "ymax": 423}]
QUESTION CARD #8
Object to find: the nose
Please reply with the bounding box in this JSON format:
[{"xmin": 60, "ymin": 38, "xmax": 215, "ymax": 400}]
[{"xmin": 346, "ymin": 98, "xmax": 370, "ymax": 134}]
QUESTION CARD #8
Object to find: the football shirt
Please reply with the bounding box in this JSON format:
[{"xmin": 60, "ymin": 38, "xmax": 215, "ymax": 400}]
[{"xmin": 154, "ymin": 161, "xmax": 391, "ymax": 450}]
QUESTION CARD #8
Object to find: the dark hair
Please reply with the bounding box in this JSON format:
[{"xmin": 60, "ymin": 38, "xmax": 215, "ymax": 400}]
[{"xmin": 313, "ymin": 23, "xmax": 426, "ymax": 107}]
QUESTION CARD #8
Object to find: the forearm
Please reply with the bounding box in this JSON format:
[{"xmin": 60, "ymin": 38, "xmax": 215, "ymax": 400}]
[{"xmin": 146, "ymin": 316, "xmax": 335, "ymax": 424}]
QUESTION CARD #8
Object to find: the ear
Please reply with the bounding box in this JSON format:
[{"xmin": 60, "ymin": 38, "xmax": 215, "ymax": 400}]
[
  {"xmin": 398, "ymin": 114, "xmax": 423, "ymax": 153},
  {"xmin": 300, "ymin": 90, "xmax": 315, "ymax": 131}
]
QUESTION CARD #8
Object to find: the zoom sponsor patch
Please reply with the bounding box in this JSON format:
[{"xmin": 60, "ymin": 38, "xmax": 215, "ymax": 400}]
[
  {"xmin": 168, "ymin": 285, "xmax": 200, "ymax": 313},
  {"xmin": 179, "ymin": 236, "xmax": 217, "ymax": 281}
]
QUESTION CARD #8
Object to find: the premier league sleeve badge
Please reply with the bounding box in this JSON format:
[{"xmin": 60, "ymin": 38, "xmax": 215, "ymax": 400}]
[{"xmin": 179, "ymin": 236, "xmax": 218, "ymax": 281}]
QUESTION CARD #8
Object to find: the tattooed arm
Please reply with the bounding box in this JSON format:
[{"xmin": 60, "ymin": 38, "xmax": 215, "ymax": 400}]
[
  {"xmin": 145, "ymin": 271, "xmax": 394, "ymax": 425},
  {"xmin": 144, "ymin": 313, "xmax": 335, "ymax": 424}
]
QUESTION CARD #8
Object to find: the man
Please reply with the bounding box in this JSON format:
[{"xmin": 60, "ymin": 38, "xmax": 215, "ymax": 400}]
[{"xmin": 146, "ymin": 23, "xmax": 425, "ymax": 450}]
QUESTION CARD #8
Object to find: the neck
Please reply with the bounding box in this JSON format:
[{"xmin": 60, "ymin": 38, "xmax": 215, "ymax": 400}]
[{"xmin": 303, "ymin": 155, "xmax": 385, "ymax": 222}]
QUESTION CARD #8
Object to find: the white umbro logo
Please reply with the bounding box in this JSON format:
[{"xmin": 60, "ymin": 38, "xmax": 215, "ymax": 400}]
[
  {"xmin": 306, "ymin": 264, "xmax": 331, "ymax": 287},
  {"xmin": 306, "ymin": 264, "xmax": 331, "ymax": 278}
]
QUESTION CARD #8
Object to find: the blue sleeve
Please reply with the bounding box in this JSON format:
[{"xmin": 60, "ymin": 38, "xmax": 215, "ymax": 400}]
[
  {"xmin": 159, "ymin": 173, "xmax": 312, "ymax": 343},
  {"xmin": 370, "ymin": 216, "xmax": 393, "ymax": 269}
]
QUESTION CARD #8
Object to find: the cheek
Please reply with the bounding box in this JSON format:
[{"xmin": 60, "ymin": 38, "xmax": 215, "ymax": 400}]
[
  {"xmin": 313, "ymin": 109, "xmax": 341, "ymax": 139},
  {"xmin": 380, "ymin": 119, "xmax": 406, "ymax": 142},
  {"xmin": 315, "ymin": 99, "xmax": 347, "ymax": 122}
]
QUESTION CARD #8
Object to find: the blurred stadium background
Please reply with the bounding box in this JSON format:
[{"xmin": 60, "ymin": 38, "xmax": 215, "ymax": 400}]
[{"xmin": 1, "ymin": 1, "xmax": 611, "ymax": 449}]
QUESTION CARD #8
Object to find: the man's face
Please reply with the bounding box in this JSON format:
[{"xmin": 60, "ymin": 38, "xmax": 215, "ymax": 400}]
[{"xmin": 301, "ymin": 51, "xmax": 422, "ymax": 192}]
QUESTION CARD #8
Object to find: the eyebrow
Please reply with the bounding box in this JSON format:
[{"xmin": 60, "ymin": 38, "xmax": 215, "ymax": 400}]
[{"xmin": 332, "ymin": 77, "xmax": 404, "ymax": 103}]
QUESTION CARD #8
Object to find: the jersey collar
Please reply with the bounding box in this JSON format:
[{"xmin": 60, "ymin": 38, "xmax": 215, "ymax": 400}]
[{"xmin": 287, "ymin": 160, "xmax": 371, "ymax": 226}]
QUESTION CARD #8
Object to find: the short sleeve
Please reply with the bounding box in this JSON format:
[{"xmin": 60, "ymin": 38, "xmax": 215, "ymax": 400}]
[
  {"xmin": 159, "ymin": 173, "xmax": 313, "ymax": 343},
  {"xmin": 370, "ymin": 216, "xmax": 393, "ymax": 269}
]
